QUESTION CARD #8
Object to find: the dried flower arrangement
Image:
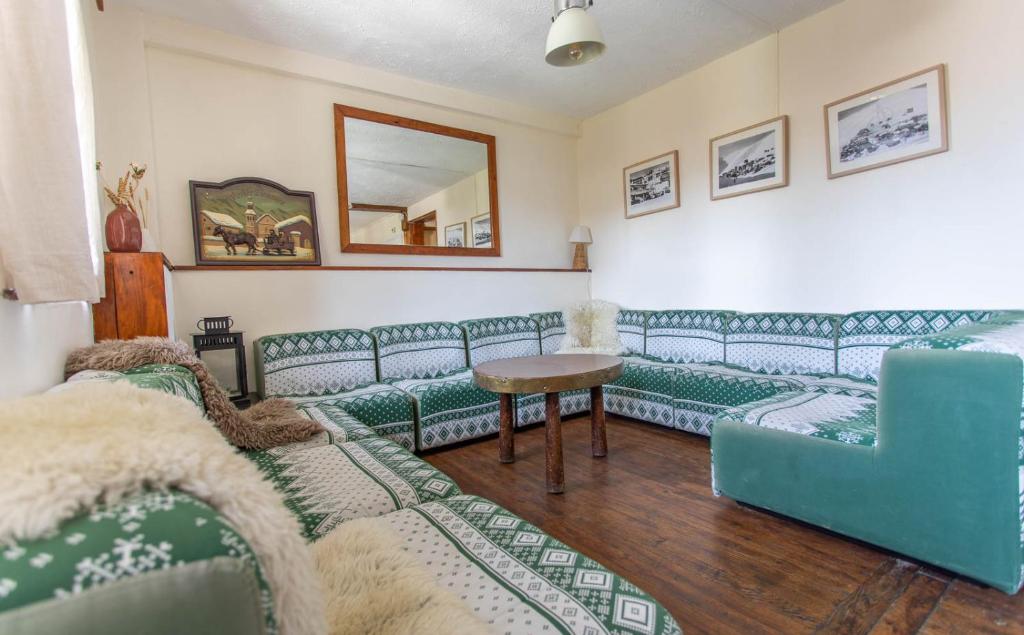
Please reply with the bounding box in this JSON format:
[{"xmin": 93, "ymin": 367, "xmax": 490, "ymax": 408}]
[{"xmin": 96, "ymin": 161, "xmax": 150, "ymax": 228}]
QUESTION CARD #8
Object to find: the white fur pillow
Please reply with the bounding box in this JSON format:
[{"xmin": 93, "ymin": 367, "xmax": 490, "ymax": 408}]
[{"xmin": 559, "ymin": 300, "xmax": 624, "ymax": 355}]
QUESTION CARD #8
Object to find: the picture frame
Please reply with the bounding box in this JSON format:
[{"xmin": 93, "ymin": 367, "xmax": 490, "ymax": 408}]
[
  {"xmin": 189, "ymin": 177, "xmax": 321, "ymax": 266},
  {"xmin": 444, "ymin": 222, "xmax": 467, "ymax": 248},
  {"xmin": 710, "ymin": 115, "xmax": 789, "ymax": 200},
  {"xmin": 623, "ymin": 150, "xmax": 680, "ymax": 219},
  {"xmin": 470, "ymin": 213, "xmax": 492, "ymax": 248},
  {"xmin": 824, "ymin": 64, "xmax": 948, "ymax": 179}
]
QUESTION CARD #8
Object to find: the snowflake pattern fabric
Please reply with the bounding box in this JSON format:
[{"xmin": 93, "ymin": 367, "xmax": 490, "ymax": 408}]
[
  {"xmin": 646, "ymin": 310, "xmax": 728, "ymax": 364},
  {"xmin": 725, "ymin": 312, "xmax": 840, "ymax": 376},
  {"xmin": 531, "ymin": 311, "xmax": 567, "ymax": 354},
  {"xmin": 717, "ymin": 391, "xmax": 878, "ymax": 447},
  {"xmin": 371, "ymin": 322, "xmax": 469, "ymax": 381},
  {"xmin": 461, "ymin": 316, "xmax": 542, "ymax": 366},
  {"xmin": 617, "ymin": 309, "xmax": 649, "ymax": 356},
  {"xmin": 390, "ymin": 369, "xmax": 501, "ymax": 449},
  {"xmin": 64, "ymin": 365, "xmax": 205, "ymax": 413},
  {"xmin": 257, "ymin": 329, "xmax": 379, "ymax": 397}
]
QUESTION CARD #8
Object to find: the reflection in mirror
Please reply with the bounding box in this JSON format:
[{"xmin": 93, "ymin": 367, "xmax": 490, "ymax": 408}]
[{"xmin": 335, "ymin": 104, "xmax": 499, "ymax": 256}]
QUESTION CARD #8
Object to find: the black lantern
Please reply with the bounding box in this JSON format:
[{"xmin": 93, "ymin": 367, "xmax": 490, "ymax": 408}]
[{"xmin": 192, "ymin": 317, "xmax": 249, "ymax": 407}]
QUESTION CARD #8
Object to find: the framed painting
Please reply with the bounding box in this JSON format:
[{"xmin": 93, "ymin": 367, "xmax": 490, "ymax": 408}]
[
  {"xmin": 189, "ymin": 177, "xmax": 321, "ymax": 266},
  {"xmin": 623, "ymin": 150, "xmax": 680, "ymax": 219},
  {"xmin": 444, "ymin": 222, "xmax": 467, "ymax": 248},
  {"xmin": 470, "ymin": 213, "xmax": 492, "ymax": 248},
  {"xmin": 825, "ymin": 64, "xmax": 948, "ymax": 179},
  {"xmin": 710, "ymin": 115, "xmax": 788, "ymax": 200}
]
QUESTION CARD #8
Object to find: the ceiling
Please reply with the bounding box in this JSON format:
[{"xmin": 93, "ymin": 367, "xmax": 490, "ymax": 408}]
[
  {"xmin": 345, "ymin": 118, "xmax": 487, "ymax": 207},
  {"xmin": 116, "ymin": 0, "xmax": 842, "ymax": 118}
]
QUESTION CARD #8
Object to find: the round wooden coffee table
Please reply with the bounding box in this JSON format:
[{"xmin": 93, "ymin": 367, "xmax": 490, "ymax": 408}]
[{"xmin": 473, "ymin": 354, "xmax": 624, "ymax": 494}]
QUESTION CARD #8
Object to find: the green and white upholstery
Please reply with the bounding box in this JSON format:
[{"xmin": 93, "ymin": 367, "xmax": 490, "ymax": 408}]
[
  {"xmin": 531, "ymin": 311, "xmax": 566, "ymax": 354},
  {"xmin": 0, "ymin": 490, "xmax": 276, "ymax": 634},
  {"xmin": 645, "ymin": 310, "xmax": 727, "ymax": 364},
  {"xmin": 674, "ymin": 363, "xmax": 802, "ymax": 436},
  {"xmin": 378, "ymin": 495, "xmax": 681, "ymax": 635},
  {"xmin": 617, "ymin": 309, "xmax": 648, "ymax": 355},
  {"xmin": 604, "ymin": 357, "xmax": 676, "ymax": 428},
  {"xmin": 390, "ymin": 370, "xmax": 501, "ymax": 450},
  {"xmin": 801, "ymin": 375, "xmax": 878, "ymax": 398},
  {"xmin": 717, "ymin": 391, "xmax": 878, "ymax": 447},
  {"xmin": 255, "ymin": 329, "xmax": 378, "ymax": 398},
  {"xmin": 371, "ymin": 321, "xmax": 468, "ymax": 381},
  {"xmin": 62, "ymin": 365, "xmax": 205, "ymax": 413},
  {"xmin": 838, "ymin": 310, "xmax": 995, "ymax": 382},
  {"xmin": 290, "ymin": 383, "xmax": 417, "ymax": 450},
  {"xmin": 248, "ymin": 436, "xmax": 460, "ymax": 540},
  {"xmin": 725, "ymin": 312, "xmax": 839, "ymax": 376},
  {"xmin": 515, "ymin": 389, "xmax": 591, "ymax": 427},
  {"xmin": 460, "ymin": 315, "xmax": 541, "ymax": 365}
]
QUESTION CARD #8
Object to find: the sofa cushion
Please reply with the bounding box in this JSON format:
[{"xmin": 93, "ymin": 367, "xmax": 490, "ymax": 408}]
[
  {"xmin": 371, "ymin": 321, "xmax": 468, "ymax": 381},
  {"xmin": 248, "ymin": 437, "xmax": 460, "ymax": 540},
  {"xmin": 461, "ymin": 315, "xmax": 540, "ymax": 365},
  {"xmin": 63, "ymin": 364, "xmax": 205, "ymax": 412},
  {"xmin": 0, "ymin": 490, "xmax": 276, "ymax": 633},
  {"xmin": 717, "ymin": 391, "xmax": 877, "ymax": 447},
  {"xmin": 255, "ymin": 329, "xmax": 377, "ymax": 397},
  {"xmin": 530, "ymin": 311, "xmax": 565, "ymax": 354},
  {"xmin": 646, "ymin": 310, "xmax": 727, "ymax": 363},
  {"xmin": 801, "ymin": 375, "xmax": 878, "ymax": 399},
  {"xmin": 616, "ymin": 309, "xmax": 648, "ymax": 355},
  {"xmin": 378, "ymin": 495, "xmax": 682, "ymax": 635},
  {"xmin": 284, "ymin": 383, "xmax": 416, "ymax": 450},
  {"xmin": 725, "ymin": 312, "xmax": 839, "ymax": 375},
  {"xmin": 604, "ymin": 356, "xmax": 676, "ymax": 427},
  {"xmin": 674, "ymin": 363, "xmax": 802, "ymax": 436},
  {"xmin": 515, "ymin": 389, "xmax": 591, "ymax": 426},
  {"xmin": 838, "ymin": 310, "xmax": 996, "ymax": 382},
  {"xmin": 390, "ymin": 369, "xmax": 500, "ymax": 450}
]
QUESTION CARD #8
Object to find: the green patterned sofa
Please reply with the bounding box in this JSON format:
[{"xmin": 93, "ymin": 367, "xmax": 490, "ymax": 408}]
[
  {"xmin": 2, "ymin": 358, "xmax": 680, "ymax": 634},
  {"xmin": 254, "ymin": 329, "xmax": 416, "ymax": 450},
  {"xmin": 711, "ymin": 309, "xmax": 1022, "ymax": 593}
]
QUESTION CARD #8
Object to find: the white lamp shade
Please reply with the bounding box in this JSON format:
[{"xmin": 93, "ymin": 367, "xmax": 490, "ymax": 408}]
[
  {"xmin": 545, "ymin": 7, "xmax": 606, "ymax": 67},
  {"xmin": 569, "ymin": 225, "xmax": 593, "ymax": 244}
]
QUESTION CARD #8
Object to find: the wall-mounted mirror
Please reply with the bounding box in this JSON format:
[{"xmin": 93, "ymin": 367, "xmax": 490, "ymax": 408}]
[{"xmin": 334, "ymin": 104, "xmax": 500, "ymax": 256}]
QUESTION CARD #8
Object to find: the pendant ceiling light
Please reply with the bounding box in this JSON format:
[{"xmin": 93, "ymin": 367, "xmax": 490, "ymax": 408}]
[{"xmin": 545, "ymin": 0, "xmax": 606, "ymax": 67}]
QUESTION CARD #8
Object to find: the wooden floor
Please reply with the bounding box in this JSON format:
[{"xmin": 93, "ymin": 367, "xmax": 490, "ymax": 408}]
[{"xmin": 424, "ymin": 414, "xmax": 1024, "ymax": 635}]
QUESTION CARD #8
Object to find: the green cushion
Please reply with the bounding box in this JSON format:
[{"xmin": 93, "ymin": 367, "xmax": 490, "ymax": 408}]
[
  {"xmin": 0, "ymin": 490, "xmax": 275, "ymax": 633},
  {"xmin": 284, "ymin": 383, "xmax": 416, "ymax": 451},
  {"xmin": 247, "ymin": 436, "xmax": 460, "ymax": 541},
  {"xmin": 616, "ymin": 309, "xmax": 649, "ymax": 355},
  {"xmin": 530, "ymin": 311, "xmax": 565, "ymax": 354},
  {"xmin": 645, "ymin": 310, "xmax": 728, "ymax": 364},
  {"xmin": 255, "ymin": 329, "xmax": 378, "ymax": 397},
  {"xmin": 515, "ymin": 389, "xmax": 590, "ymax": 426},
  {"xmin": 390, "ymin": 370, "xmax": 500, "ymax": 450},
  {"xmin": 725, "ymin": 312, "xmax": 839, "ymax": 375},
  {"xmin": 64, "ymin": 365, "xmax": 205, "ymax": 413},
  {"xmin": 379, "ymin": 495, "xmax": 681, "ymax": 635},
  {"xmin": 370, "ymin": 322, "xmax": 468, "ymax": 381},
  {"xmin": 604, "ymin": 357, "xmax": 676, "ymax": 427},
  {"xmin": 460, "ymin": 315, "xmax": 541, "ymax": 365},
  {"xmin": 718, "ymin": 391, "xmax": 878, "ymax": 447},
  {"xmin": 674, "ymin": 363, "xmax": 801, "ymax": 436}
]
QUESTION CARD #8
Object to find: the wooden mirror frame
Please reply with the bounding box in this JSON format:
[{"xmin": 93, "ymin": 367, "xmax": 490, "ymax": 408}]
[{"xmin": 334, "ymin": 104, "xmax": 501, "ymax": 256}]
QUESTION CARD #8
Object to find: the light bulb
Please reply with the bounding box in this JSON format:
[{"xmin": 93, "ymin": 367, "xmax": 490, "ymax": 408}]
[{"xmin": 568, "ymin": 45, "xmax": 583, "ymax": 61}]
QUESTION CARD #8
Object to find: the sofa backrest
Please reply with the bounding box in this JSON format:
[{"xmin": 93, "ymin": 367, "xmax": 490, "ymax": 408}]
[
  {"xmin": 530, "ymin": 311, "xmax": 564, "ymax": 354},
  {"xmin": 725, "ymin": 312, "xmax": 839, "ymax": 375},
  {"xmin": 255, "ymin": 329, "xmax": 378, "ymax": 397},
  {"xmin": 838, "ymin": 310, "xmax": 997, "ymax": 382},
  {"xmin": 370, "ymin": 321, "xmax": 468, "ymax": 381},
  {"xmin": 617, "ymin": 309, "xmax": 648, "ymax": 355},
  {"xmin": 646, "ymin": 310, "xmax": 728, "ymax": 363},
  {"xmin": 461, "ymin": 316, "xmax": 541, "ymax": 365}
]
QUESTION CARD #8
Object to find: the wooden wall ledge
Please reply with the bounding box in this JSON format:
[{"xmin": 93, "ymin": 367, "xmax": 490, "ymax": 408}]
[{"xmin": 171, "ymin": 265, "xmax": 589, "ymax": 273}]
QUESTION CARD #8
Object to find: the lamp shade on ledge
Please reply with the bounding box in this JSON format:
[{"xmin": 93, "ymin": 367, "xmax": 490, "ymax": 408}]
[{"xmin": 569, "ymin": 225, "xmax": 593, "ymax": 244}]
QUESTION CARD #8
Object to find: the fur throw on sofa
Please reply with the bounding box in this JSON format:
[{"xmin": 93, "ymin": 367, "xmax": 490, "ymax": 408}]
[
  {"xmin": 559, "ymin": 299, "xmax": 624, "ymax": 355},
  {"xmin": 0, "ymin": 381, "xmax": 326, "ymax": 635},
  {"xmin": 65, "ymin": 337, "xmax": 321, "ymax": 450}
]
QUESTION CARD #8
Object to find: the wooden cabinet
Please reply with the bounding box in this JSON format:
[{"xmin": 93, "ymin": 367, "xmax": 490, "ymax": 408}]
[{"xmin": 92, "ymin": 252, "xmax": 169, "ymax": 341}]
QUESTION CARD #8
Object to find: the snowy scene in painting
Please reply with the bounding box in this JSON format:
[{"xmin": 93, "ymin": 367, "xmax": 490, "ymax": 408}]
[
  {"xmin": 718, "ymin": 130, "xmax": 777, "ymax": 189},
  {"xmin": 837, "ymin": 83, "xmax": 930, "ymax": 164}
]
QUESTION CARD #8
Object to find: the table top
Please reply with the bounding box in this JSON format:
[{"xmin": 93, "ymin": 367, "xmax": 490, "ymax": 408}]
[{"xmin": 473, "ymin": 354, "xmax": 623, "ymax": 394}]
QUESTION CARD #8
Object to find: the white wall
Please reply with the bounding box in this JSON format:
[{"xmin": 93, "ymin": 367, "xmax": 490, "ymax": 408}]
[
  {"xmin": 408, "ymin": 170, "xmax": 489, "ymax": 247},
  {"xmin": 579, "ymin": 0, "xmax": 1024, "ymax": 313},
  {"xmin": 85, "ymin": 7, "xmax": 588, "ymax": 383},
  {"xmin": 0, "ymin": 301, "xmax": 94, "ymax": 399}
]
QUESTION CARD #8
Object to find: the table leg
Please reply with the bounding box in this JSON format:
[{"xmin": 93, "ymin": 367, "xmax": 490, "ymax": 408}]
[
  {"xmin": 498, "ymin": 393, "xmax": 514, "ymax": 463},
  {"xmin": 545, "ymin": 392, "xmax": 564, "ymax": 494},
  {"xmin": 590, "ymin": 385, "xmax": 608, "ymax": 458}
]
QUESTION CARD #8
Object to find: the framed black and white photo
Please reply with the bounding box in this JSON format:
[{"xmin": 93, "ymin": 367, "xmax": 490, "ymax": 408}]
[
  {"xmin": 623, "ymin": 150, "xmax": 680, "ymax": 219},
  {"xmin": 470, "ymin": 213, "xmax": 492, "ymax": 248},
  {"xmin": 444, "ymin": 222, "xmax": 467, "ymax": 248},
  {"xmin": 710, "ymin": 115, "xmax": 788, "ymax": 200},
  {"xmin": 825, "ymin": 64, "xmax": 948, "ymax": 179}
]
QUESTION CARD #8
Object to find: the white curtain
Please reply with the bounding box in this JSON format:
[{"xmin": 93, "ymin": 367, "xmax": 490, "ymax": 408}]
[{"xmin": 0, "ymin": 0, "xmax": 103, "ymax": 304}]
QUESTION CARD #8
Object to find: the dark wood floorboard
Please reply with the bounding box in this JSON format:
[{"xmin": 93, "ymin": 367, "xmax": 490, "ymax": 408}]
[{"xmin": 424, "ymin": 414, "xmax": 1024, "ymax": 635}]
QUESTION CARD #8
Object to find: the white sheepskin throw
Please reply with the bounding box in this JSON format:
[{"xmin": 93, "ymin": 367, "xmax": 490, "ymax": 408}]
[
  {"xmin": 314, "ymin": 517, "xmax": 488, "ymax": 635},
  {"xmin": 0, "ymin": 381, "xmax": 326, "ymax": 635},
  {"xmin": 559, "ymin": 299, "xmax": 624, "ymax": 355}
]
